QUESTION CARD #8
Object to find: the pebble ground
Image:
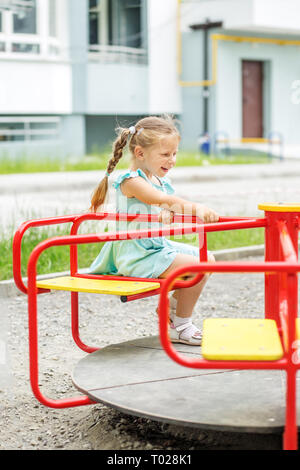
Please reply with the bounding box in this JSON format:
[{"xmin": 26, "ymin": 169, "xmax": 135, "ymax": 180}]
[{"xmin": 2, "ymin": 258, "xmax": 297, "ymax": 450}]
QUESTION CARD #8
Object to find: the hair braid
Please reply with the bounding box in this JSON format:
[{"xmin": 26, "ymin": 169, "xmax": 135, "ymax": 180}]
[
  {"xmin": 106, "ymin": 129, "xmax": 130, "ymax": 175},
  {"xmin": 89, "ymin": 129, "xmax": 130, "ymax": 212}
]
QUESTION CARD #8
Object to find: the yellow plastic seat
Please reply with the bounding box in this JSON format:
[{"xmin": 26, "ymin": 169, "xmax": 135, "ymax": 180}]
[
  {"xmin": 36, "ymin": 276, "xmax": 160, "ymax": 296},
  {"xmin": 202, "ymin": 318, "xmax": 284, "ymax": 361}
]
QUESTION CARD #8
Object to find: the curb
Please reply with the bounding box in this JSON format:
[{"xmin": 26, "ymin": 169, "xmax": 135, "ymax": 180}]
[
  {"xmin": 0, "ymin": 244, "xmax": 265, "ymax": 299},
  {"xmin": 213, "ymin": 244, "xmax": 264, "ymax": 261},
  {"xmin": 2, "ymin": 162, "xmax": 300, "ymax": 194}
]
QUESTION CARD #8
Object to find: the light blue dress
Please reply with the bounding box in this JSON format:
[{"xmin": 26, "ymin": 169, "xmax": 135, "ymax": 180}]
[{"xmin": 87, "ymin": 169, "xmax": 200, "ymax": 279}]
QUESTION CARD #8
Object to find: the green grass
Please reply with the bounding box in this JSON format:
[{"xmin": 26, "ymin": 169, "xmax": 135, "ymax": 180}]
[
  {"xmin": 175, "ymin": 152, "xmax": 270, "ymax": 167},
  {"xmin": 0, "ymin": 150, "xmax": 270, "ymax": 175},
  {"xmin": 171, "ymin": 228, "xmax": 264, "ymax": 251},
  {"xmin": 1, "ymin": 225, "xmax": 264, "ymax": 281},
  {"xmin": 1, "ymin": 225, "xmax": 105, "ymax": 282}
]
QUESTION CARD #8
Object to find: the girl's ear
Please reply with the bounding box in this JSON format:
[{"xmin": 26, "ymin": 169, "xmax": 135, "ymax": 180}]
[{"xmin": 134, "ymin": 145, "xmax": 144, "ymax": 160}]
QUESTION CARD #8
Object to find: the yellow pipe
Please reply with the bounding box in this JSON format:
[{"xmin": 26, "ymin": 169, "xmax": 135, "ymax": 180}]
[
  {"xmin": 177, "ymin": 0, "xmax": 300, "ymax": 87},
  {"xmin": 217, "ymin": 138, "xmax": 281, "ymax": 144},
  {"xmin": 213, "ymin": 33, "xmax": 300, "ymax": 46}
]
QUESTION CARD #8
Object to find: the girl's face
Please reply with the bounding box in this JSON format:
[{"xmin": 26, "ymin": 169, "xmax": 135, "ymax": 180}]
[{"xmin": 135, "ymin": 135, "xmax": 179, "ymax": 178}]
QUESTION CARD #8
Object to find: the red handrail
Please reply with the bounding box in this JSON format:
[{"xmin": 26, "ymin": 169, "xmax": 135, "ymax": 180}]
[
  {"xmin": 13, "ymin": 212, "xmax": 264, "ymax": 295},
  {"xmin": 23, "ymin": 215, "xmax": 266, "ymax": 409},
  {"xmin": 13, "ymin": 214, "xmax": 79, "ymax": 294},
  {"xmin": 158, "ymin": 261, "xmax": 300, "ymax": 371}
]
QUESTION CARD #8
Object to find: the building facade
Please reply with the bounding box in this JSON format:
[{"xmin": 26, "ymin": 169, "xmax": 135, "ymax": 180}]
[
  {"xmin": 0, "ymin": 0, "xmax": 299, "ymax": 159},
  {"xmin": 179, "ymin": 0, "xmax": 300, "ymax": 154},
  {"xmin": 0, "ymin": 0, "xmax": 180, "ymax": 159}
]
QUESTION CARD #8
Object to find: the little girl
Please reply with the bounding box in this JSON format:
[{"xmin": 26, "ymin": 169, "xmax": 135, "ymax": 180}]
[{"xmin": 89, "ymin": 115, "xmax": 219, "ymax": 346}]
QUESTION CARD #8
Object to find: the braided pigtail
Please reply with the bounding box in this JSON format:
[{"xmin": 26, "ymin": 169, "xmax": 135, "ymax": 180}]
[{"xmin": 90, "ymin": 128, "xmax": 130, "ymax": 212}]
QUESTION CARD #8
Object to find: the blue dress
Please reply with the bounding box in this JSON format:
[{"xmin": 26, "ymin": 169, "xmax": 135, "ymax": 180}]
[{"xmin": 87, "ymin": 169, "xmax": 200, "ymax": 279}]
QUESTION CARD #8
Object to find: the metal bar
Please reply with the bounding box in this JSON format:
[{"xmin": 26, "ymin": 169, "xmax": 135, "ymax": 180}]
[
  {"xmin": 278, "ymin": 273, "xmax": 288, "ymax": 351},
  {"xmin": 157, "ymin": 261, "xmax": 300, "ymax": 372},
  {"xmin": 277, "ymin": 220, "xmax": 298, "ymax": 263},
  {"xmin": 71, "ymin": 292, "xmax": 99, "ymax": 354},
  {"xmin": 200, "ymin": 231, "xmax": 208, "ymax": 262},
  {"xmin": 27, "ymin": 264, "xmax": 96, "ymax": 408},
  {"xmin": 265, "ymin": 211, "xmax": 299, "ymax": 326},
  {"xmin": 13, "ymin": 214, "xmax": 79, "ymax": 294},
  {"xmin": 120, "ymin": 288, "xmax": 161, "ymax": 303},
  {"xmin": 283, "ymin": 273, "xmax": 298, "ymax": 450},
  {"xmin": 70, "ymin": 218, "xmax": 266, "ymax": 242},
  {"xmin": 69, "ymin": 212, "xmax": 261, "ymax": 276}
]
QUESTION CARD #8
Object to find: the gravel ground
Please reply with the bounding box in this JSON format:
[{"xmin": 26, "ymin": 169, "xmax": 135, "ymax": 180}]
[{"xmin": 1, "ymin": 259, "xmax": 298, "ymax": 450}]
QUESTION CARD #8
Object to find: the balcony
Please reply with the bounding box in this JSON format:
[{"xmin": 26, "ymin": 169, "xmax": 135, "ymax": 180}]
[{"xmin": 88, "ymin": 44, "xmax": 147, "ymax": 66}]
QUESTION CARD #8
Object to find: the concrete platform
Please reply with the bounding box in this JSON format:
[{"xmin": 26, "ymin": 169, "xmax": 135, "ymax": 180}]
[{"xmin": 72, "ymin": 336, "xmax": 292, "ymax": 434}]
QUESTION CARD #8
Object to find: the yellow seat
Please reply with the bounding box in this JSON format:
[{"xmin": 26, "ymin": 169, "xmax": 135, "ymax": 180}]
[
  {"xmin": 36, "ymin": 276, "xmax": 160, "ymax": 296},
  {"xmin": 202, "ymin": 318, "xmax": 284, "ymax": 361}
]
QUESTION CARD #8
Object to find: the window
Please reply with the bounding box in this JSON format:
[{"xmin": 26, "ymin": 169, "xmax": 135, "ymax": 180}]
[
  {"xmin": 89, "ymin": 0, "xmax": 99, "ymax": 44},
  {"xmin": 119, "ymin": 0, "xmax": 142, "ymax": 48},
  {"xmin": 0, "ymin": 117, "xmax": 61, "ymax": 143},
  {"xmin": 12, "ymin": 42, "xmax": 39, "ymax": 53},
  {"xmin": 0, "ymin": 0, "xmax": 62, "ymax": 57},
  {"xmin": 89, "ymin": 0, "xmax": 108, "ymax": 45},
  {"xmin": 13, "ymin": 0, "xmax": 37, "ymax": 35},
  {"xmin": 88, "ymin": 0, "xmax": 146, "ymax": 64},
  {"xmin": 89, "ymin": 0, "xmax": 142, "ymax": 48}
]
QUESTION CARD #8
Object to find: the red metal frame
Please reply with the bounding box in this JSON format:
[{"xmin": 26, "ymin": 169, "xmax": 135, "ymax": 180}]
[
  {"xmin": 13, "ymin": 212, "xmax": 262, "ymax": 354},
  {"xmin": 157, "ymin": 210, "xmax": 300, "ymax": 451},
  {"xmin": 13, "ymin": 212, "xmax": 217, "ymax": 407},
  {"xmin": 13, "ymin": 209, "xmax": 300, "ymax": 449}
]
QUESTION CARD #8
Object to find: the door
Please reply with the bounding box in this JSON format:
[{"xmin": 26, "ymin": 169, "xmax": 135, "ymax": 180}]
[{"xmin": 242, "ymin": 60, "xmax": 263, "ymax": 138}]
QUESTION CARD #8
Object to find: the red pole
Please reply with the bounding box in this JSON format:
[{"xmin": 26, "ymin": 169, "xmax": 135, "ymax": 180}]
[
  {"xmin": 27, "ymin": 248, "xmax": 95, "ymax": 408},
  {"xmin": 263, "ymin": 207, "xmax": 299, "ymax": 327},
  {"xmin": 70, "ymin": 292, "xmax": 99, "ymax": 353},
  {"xmin": 259, "ymin": 204, "xmax": 300, "ymax": 450},
  {"xmin": 283, "ymin": 273, "xmax": 298, "ymax": 450}
]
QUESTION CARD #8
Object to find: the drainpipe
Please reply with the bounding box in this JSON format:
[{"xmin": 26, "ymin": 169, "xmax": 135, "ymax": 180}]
[{"xmin": 190, "ymin": 20, "xmax": 222, "ymax": 135}]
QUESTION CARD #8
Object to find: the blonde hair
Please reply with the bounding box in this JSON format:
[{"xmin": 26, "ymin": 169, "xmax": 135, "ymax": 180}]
[{"xmin": 90, "ymin": 115, "xmax": 180, "ymax": 212}]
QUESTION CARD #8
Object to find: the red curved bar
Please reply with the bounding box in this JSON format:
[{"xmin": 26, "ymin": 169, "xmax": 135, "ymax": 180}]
[
  {"xmin": 26, "ymin": 221, "xmax": 266, "ymax": 408},
  {"xmin": 17, "ymin": 213, "xmax": 268, "ymax": 408},
  {"xmin": 277, "ymin": 220, "xmax": 298, "ymax": 263},
  {"xmin": 13, "ymin": 214, "xmax": 79, "ymax": 294},
  {"xmin": 15, "ymin": 208, "xmax": 300, "ymax": 449},
  {"xmin": 158, "ymin": 258, "xmax": 300, "ymax": 450},
  {"xmin": 14, "ymin": 212, "xmax": 265, "ymax": 295},
  {"xmin": 68, "ymin": 212, "xmax": 207, "ymax": 352},
  {"xmin": 158, "ymin": 260, "xmax": 300, "ymax": 371}
]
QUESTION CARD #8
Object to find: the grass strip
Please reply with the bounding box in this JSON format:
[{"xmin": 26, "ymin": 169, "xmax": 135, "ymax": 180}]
[
  {"xmin": 1, "ymin": 225, "xmax": 264, "ymax": 282},
  {"xmin": 0, "ymin": 151, "xmax": 270, "ymax": 175}
]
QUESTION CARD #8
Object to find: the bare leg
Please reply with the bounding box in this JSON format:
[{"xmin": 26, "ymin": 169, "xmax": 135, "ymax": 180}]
[{"xmin": 160, "ymin": 252, "xmax": 214, "ymax": 318}]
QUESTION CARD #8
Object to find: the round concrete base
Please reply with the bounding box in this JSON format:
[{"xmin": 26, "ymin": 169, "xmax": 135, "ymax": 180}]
[{"xmin": 72, "ymin": 336, "xmax": 289, "ymax": 433}]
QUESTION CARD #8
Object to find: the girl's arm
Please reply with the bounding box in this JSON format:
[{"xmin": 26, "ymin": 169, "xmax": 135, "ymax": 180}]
[{"xmin": 121, "ymin": 177, "xmax": 219, "ymax": 223}]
